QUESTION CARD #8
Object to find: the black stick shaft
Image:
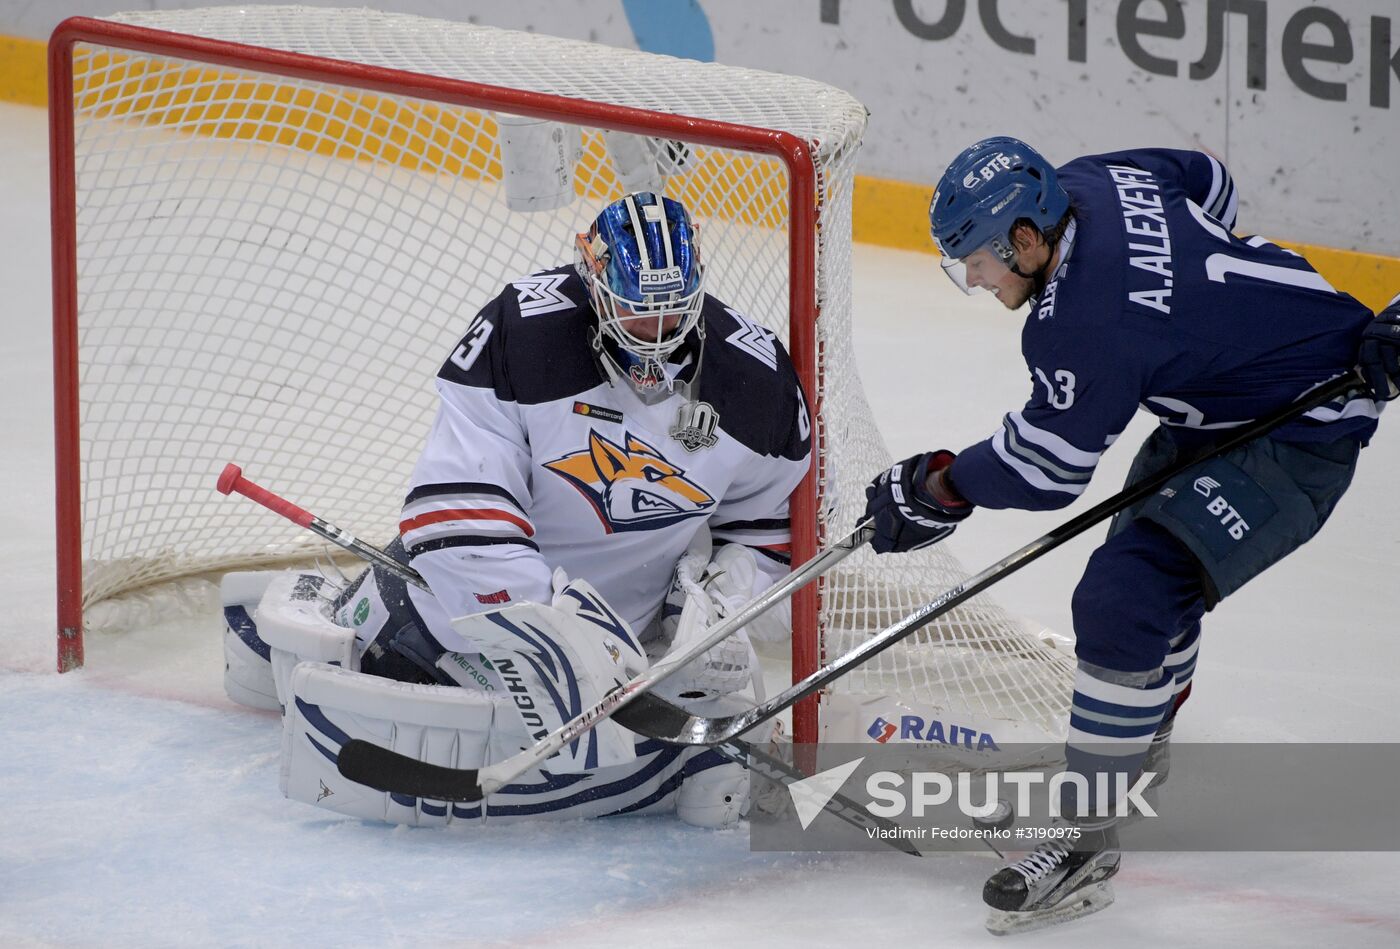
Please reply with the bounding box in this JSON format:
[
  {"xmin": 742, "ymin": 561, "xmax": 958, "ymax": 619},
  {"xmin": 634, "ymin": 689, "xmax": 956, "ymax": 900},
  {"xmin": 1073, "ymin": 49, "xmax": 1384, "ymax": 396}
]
[{"xmin": 617, "ymin": 372, "xmax": 1363, "ymax": 744}]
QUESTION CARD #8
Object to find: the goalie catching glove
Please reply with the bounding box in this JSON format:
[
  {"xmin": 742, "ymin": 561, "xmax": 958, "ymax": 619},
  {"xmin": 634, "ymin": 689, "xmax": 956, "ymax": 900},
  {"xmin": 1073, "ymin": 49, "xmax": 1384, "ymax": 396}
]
[
  {"xmin": 651, "ymin": 543, "xmax": 773, "ymax": 701},
  {"xmin": 864, "ymin": 450, "xmax": 973, "ymax": 554}
]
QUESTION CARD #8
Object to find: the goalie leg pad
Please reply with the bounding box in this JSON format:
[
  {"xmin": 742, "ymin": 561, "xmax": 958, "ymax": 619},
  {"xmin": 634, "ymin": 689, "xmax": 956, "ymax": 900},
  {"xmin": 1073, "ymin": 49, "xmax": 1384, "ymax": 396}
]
[
  {"xmin": 254, "ymin": 571, "xmax": 359, "ymax": 710},
  {"xmin": 676, "ymin": 759, "xmax": 749, "ymax": 828},
  {"xmin": 282, "ymin": 661, "xmax": 497, "ymax": 826},
  {"xmin": 480, "ymin": 744, "xmax": 730, "ymax": 824},
  {"xmin": 450, "ymin": 575, "xmax": 648, "ymax": 774},
  {"xmin": 672, "ymin": 693, "xmax": 770, "ymax": 827},
  {"xmin": 284, "ymin": 661, "xmax": 736, "ymax": 826},
  {"xmin": 221, "ymin": 571, "xmax": 284, "ymax": 711}
]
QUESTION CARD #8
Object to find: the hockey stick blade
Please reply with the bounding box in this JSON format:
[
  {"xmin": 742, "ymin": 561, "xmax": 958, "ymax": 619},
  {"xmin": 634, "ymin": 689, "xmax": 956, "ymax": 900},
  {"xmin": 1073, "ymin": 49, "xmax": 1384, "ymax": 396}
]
[
  {"xmin": 337, "ymin": 738, "xmax": 486, "ymax": 802},
  {"xmin": 613, "ymin": 372, "xmax": 1363, "ymax": 747}
]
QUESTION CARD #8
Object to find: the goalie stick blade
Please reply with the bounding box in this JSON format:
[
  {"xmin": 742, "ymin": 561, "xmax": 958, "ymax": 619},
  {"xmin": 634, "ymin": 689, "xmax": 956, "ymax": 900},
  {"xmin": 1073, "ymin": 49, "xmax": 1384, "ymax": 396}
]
[
  {"xmin": 610, "ymin": 693, "xmax": 695, "ymax": 738},
  {"xmin": 611, "ymin": 692, "xmax": 754, "ymax": 745},
  {"xmin": 336, "ymin": 738, "xmax": 486, "ymax": 803}
]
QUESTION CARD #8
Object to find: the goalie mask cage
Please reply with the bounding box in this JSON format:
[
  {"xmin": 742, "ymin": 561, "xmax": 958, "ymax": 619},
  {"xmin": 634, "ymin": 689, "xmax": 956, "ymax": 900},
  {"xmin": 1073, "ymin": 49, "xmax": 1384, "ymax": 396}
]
[{"xmin": 50, "ymin": 7, "xmax": 1073, "ymax": 747}]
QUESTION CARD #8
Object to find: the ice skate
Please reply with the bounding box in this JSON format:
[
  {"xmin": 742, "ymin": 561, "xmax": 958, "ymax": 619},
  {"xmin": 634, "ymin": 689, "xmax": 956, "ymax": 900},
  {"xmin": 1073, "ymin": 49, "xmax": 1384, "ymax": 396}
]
[{"xmin": 983, "ymin": 822, "xmax": 1120, "ymax": 936}]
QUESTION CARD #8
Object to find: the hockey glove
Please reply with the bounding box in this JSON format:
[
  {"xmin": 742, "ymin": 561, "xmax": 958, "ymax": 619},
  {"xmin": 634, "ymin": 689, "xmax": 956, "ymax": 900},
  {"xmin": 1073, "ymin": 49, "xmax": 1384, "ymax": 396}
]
[
  {"xmin": 1359, "ymin": 294, "xmax": 1400, "ymax": 401},
  {"xmin": 863, "ymin": 450, "xmax": 972, "ymax": 554},
  {"xmin": 654, "ymin": 547, "xmax": 755, "ymax": 700}
]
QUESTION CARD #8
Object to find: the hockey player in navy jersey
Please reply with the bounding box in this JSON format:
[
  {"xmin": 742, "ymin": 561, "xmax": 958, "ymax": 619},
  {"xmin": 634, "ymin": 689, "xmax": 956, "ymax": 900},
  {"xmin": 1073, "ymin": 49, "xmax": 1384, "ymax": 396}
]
[
  {"xmin": 862, "ymin": 137, "xmax": 1390, "ymax": 934},
  {"xmin": 222, "ymin": 192, "xmax": 811, "ymax": 827}
]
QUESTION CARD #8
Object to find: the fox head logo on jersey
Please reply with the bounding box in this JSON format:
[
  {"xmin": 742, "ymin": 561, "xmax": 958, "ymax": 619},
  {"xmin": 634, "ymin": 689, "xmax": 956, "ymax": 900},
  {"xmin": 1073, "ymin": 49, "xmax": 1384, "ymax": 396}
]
[{"xmin": 544, "ymin": 430, "xmax": 715, "ymax": 532}]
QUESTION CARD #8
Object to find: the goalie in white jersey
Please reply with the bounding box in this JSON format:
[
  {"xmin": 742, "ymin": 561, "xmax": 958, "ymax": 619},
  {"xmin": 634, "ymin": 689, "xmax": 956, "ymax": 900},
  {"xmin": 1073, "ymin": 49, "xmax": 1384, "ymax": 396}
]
[{"xmin": 222, "ymin": 192, "xmax": 812, "ymax": 827}]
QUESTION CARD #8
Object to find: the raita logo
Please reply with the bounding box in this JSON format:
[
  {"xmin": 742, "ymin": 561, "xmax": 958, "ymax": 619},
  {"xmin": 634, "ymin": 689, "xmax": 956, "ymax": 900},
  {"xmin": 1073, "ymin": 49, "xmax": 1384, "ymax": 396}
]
[
  {"xmin": 889, "ymin": 714, "xmax": 1000, "ymax": 751},
  {"xmin": 867, "ymin": 718, "xmax": 898, "ymax": 743},
  {"xmin": 862, "ymin": 713, "xmax": 1000, "ymax": 750}
]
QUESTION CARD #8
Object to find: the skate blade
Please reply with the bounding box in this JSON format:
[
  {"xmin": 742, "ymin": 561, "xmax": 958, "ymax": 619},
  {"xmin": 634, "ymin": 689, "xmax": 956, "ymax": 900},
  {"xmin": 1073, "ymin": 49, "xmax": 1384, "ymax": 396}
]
[{"xmin": 984, "ymin": 881, "xmax": 1115, "ymax": 936}]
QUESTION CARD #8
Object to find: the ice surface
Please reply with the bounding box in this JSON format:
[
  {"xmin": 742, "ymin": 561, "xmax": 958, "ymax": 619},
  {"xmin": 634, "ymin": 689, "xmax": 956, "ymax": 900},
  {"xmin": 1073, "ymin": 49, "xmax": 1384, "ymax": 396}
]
[{"xmin": 3, "ymin": 100, "xmax": 1398, "ymax": 946}]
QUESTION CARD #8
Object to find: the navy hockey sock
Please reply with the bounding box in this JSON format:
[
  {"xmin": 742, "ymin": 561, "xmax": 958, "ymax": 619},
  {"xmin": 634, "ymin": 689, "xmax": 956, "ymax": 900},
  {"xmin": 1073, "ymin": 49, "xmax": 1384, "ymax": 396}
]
[{"xmin": 1062, "ymin": 664, "xmax": 1174, "ymax": 820}]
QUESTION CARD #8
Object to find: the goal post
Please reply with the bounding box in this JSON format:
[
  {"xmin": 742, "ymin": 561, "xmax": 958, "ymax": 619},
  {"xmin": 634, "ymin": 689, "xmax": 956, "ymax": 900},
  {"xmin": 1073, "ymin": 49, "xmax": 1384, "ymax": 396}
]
[{"xmin": 49, "ymin": 7, "xmax": 1072, "ymax": 749}]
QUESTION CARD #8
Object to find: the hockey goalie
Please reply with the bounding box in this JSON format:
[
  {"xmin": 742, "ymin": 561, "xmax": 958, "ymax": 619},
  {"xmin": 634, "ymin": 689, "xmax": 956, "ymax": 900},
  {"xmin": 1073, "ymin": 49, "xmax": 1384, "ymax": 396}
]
[{"xmin": 221, "ymin": 192, "xmax": 811, "ymax": 827}]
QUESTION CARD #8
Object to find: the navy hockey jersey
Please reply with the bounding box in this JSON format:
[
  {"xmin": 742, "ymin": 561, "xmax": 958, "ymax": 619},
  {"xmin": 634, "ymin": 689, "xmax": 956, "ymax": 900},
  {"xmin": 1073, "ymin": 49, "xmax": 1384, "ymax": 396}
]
[
  {"xmin": 950, "ymin": 148, "xmax": 1378, "ymax": 512},
  {"xmin": 397, "ymin": 266, "xmax": 811, "ymax": 651}
]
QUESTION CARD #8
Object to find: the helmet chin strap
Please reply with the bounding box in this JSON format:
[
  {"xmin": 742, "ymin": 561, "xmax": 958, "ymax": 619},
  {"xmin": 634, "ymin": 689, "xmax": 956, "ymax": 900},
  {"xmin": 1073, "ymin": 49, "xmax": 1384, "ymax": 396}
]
[
  {"xmin": 1014, "ymin": 259, "xmax": 1053, "ymax": 297},
  {"xmin": 1006, "ymin": 236, "xmax": 1054, "ymax": 295}
]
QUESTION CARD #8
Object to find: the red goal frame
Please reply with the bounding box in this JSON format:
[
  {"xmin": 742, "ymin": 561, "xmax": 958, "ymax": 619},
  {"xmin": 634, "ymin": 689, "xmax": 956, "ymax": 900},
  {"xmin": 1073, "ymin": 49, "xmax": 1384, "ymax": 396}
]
[{"xmin": 48, "ymin": 16, "xmax": 827, "ymax": 743}]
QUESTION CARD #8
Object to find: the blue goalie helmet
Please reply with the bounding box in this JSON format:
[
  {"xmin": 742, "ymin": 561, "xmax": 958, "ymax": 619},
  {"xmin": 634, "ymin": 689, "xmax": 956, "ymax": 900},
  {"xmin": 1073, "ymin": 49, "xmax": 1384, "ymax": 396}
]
[
  {"xmin": 928, "ymin": 136, "xmax": 1069, "ymax": 294},
  {"xmin": 575, "ymin": 192, "xmax": 705, "ymax": 391}
]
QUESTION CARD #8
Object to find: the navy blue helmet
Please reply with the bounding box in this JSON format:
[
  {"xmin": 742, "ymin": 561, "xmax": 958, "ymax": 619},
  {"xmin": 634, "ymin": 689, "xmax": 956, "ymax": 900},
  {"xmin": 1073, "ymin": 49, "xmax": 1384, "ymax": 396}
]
[
  {"xmin": 576, "ymin": 192, "xmax": 705, "ymax": 390},
  {"xmin": 929, "ymin": 137, "xmax": 1069, "ymax": 293}
]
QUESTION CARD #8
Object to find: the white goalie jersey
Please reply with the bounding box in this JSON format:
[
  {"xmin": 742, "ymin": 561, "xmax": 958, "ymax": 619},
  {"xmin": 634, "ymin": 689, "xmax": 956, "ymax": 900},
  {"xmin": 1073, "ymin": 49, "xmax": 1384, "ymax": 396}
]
[{"xmin": 396, "ymin": 266, "xmax": 812, "ymax": 653}]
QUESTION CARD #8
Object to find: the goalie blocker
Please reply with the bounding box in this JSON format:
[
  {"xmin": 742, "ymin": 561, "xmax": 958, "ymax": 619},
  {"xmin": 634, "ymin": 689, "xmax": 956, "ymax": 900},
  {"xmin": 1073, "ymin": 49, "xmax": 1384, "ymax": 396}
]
[{"xmin": 222, "ymin": 568, "xmax": 763, "ymax": 827}]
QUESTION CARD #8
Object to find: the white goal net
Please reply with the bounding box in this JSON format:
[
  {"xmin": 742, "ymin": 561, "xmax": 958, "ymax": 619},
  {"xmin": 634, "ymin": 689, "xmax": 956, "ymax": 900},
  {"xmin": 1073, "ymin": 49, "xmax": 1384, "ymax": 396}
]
[{"xmin": 51, "ymin": 6, "xmax": 1072, "ymax": 747}]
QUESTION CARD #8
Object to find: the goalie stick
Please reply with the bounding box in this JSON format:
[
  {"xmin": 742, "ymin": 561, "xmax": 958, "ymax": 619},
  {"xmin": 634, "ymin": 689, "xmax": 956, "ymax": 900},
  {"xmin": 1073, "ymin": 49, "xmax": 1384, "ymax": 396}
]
[
  {"xmin": 214, "ymin": 460, "xmax": 873, "ymax": 799},
  {"xmin": 338, "ymin": 733, "xmax": 926, "ymax": 857},
  {"xmin": 217, "ymin": 464, "xmax": 429, "ymax": 592}
]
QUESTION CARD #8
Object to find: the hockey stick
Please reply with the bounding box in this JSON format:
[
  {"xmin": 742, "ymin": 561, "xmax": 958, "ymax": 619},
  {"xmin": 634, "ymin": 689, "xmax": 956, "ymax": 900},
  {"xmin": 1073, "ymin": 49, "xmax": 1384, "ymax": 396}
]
[
  {"xmin": 215, "ymin": 466, "xmax": 898, "ymax": 845},
  {"xmin": 338, "ymin": 730, "xmax": 924, "ymax": 856},
  {"xmin": 718, "ymin": 737, "xmax": 924, "ymax": 857},
  {"xmin": 214, "ymin": 460, "xmax": 873, "ymax": 799},
  {"xmin": 606, "ymin": 371, "xmax": 1365, "ymax": 747},
  {"xmin": 216, "ymin": 464, "xmax": 430, "ymax": 592},
  {"xmin": 337, "ymin": 524, "xmax": 869, "ymax": 799}
]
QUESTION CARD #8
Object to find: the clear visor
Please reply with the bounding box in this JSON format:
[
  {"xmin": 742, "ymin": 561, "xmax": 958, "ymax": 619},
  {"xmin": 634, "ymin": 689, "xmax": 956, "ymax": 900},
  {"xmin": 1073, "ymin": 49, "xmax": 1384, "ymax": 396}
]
[{"xmin": 938, "ymin": 241, "xmax": 1015, "ymax": 296}]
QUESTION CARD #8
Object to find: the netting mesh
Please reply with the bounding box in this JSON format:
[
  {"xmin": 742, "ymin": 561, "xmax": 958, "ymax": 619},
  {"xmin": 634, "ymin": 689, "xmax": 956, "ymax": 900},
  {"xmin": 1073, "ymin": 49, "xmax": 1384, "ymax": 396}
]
[{"xmin": 60, "ymin": 6, "xmax": 1071, "ymax": 741}]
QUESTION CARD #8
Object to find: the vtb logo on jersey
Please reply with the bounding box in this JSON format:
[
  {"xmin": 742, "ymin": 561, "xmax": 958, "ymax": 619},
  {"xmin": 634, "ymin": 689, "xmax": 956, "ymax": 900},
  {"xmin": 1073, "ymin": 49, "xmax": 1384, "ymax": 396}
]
[
  {"xmin": 1193, "ymin": 476, "xmax": 1222, "ymax": 497},
  {"xmin": 544, "ymin": 430, "xmax": 715, "ymax": 532}
]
